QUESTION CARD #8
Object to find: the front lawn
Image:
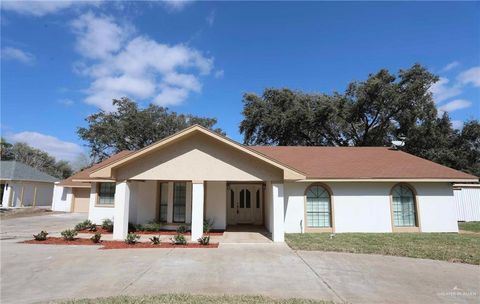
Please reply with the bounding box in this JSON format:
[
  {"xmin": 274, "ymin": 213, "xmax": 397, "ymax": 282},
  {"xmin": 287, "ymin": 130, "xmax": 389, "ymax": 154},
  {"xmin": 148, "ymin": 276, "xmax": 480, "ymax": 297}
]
[
  {"xmin": 286, "ymin": 233, "xmax": 480, "ymax": 265},
  {"xmin": 56, "ymin": 294, "xmax": 333, "ymax": 304},
  {"xmin": 459, "ymin": 221, "xmax": 480, "ymax": 232}
]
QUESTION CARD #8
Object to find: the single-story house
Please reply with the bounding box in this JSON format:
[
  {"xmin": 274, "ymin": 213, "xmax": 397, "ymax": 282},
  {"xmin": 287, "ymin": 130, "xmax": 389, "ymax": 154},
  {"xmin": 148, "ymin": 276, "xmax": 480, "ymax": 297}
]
[
  {"xmin": 453, "ymin": 183, "xmax": 480, "ymax": 222},
  {"xmin": 52, "ymin": 125, "xmax": 478, "ymax": 242},
  {"xmin": 1, "ymin": 161, "xmax": 58, "ymax": 207}
]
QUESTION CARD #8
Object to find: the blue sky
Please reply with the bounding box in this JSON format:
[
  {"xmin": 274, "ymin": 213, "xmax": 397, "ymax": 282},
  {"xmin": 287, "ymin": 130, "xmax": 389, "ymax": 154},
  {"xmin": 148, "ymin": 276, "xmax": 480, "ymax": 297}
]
[{"xmin": 1, "ymin": 1, "xmax": 479, "ymax": 164}]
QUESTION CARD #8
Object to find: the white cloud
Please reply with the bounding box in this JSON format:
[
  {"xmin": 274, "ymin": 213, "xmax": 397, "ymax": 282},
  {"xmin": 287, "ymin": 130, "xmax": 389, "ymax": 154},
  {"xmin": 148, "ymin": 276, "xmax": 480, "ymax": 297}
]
[
  {"xmin": 162, "ymin": 0, "xmax": 193, "ymax": 12},
  {"xmin": 1, "ymin": 46, "xmax": 35, "ymax": 64},
  {"xmin": 72, "ymin": 13, "xmax": 214, "ymax": 111},
  {"xmin": 457, "ymin": 66, "xmax": 480, "ymax": 87},
  {"xmin": 9, "ymin": 131, "xmax": 84, "ymax": 162},
  {"xmin": 438, "ymin": 99, "xmax": 472, "ymax": 113},
  {"xmin": 429, "ymin": 77, "xmax": 462, "ymax": 103},
  {"xmin": 214, "ymin": 69, "xmax": 224, "ymax": 79},
  {"xmin": 1, "ymin": 0, "xmax": 101, "ymax": 17},
  {"xmin": 441, "ymin": 61, "xmax": 460, "ymax": 72},
  {"xmin": 71, "ymin": 12, "xmax": 131, "ymax": 60},
  {"xmin": 154, "ymin": 86, "xmax": 189, "ymax": 105}
]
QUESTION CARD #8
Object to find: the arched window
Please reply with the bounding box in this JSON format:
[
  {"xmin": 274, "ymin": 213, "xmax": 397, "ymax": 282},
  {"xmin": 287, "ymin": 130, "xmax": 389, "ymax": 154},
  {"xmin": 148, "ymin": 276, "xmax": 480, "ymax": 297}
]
[
  {"xmin": 306, "ymin": 185, "xmax": 331, "ymax": 228},
  {"xmin": 392, "ymin": 184, "xmax": 417, "ymax": 227}
]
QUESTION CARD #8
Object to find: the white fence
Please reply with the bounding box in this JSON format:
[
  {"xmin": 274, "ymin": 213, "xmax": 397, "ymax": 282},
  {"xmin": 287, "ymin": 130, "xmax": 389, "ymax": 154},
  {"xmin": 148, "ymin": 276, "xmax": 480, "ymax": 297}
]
[{"xmin": 454, "ymin": 184, "xmax": 480, "ymax": 222}]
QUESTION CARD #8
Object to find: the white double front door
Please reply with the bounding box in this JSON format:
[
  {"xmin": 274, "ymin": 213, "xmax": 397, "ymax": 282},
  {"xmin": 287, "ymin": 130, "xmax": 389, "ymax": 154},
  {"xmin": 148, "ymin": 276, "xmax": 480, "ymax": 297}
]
[{"xmin": 227, "ymin": 184, "xmax": 263, "ymax": 225}]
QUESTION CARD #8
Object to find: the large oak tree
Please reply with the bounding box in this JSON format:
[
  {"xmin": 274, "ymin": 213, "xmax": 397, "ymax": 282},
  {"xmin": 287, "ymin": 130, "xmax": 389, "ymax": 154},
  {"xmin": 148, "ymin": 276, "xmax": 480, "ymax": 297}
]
[
  {"xmin": 78, "ymin": 98, "xmax": 224, "ymax": 161},
  {"xmin": 240, "ymin": 64, "xmax": 479, "ymax": 176}
]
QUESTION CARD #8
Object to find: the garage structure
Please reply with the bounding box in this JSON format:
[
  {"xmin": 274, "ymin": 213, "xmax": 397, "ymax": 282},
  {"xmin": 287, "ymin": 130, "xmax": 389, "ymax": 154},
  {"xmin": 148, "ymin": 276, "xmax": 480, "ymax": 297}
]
[
  {"xmin": 454, "ymin": 183, "xmax": 480, "ymax": 222},
  {"xmin": 52, "ymin": 151, "xmax": 131, "ymax": 213},
  {"xmin": 0, "ymin": 161, "xmax": 57, "ymax": 207}
]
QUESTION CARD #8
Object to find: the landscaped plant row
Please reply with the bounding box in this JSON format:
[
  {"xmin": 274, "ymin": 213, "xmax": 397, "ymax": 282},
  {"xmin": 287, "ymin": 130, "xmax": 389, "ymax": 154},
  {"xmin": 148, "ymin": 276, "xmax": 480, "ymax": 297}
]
[
  {"xmin": 75, "ymin": 219, "xmax": 224, "ymax": 235},
  {"xmin": 23, "ymin": 237, "xmax": 219, "ymax": 249},
  {"xmin": 27, "ymin": 219, "xmax": 219, "ymax": 249}
]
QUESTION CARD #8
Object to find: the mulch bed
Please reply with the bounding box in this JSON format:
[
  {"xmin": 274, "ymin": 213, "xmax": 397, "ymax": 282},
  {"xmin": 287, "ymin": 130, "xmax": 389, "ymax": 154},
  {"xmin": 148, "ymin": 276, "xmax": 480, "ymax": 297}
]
[
  {"xmin": 79, "ymin": 226, "xmax": 224, "ymax": 236},
  {"xmin": 101, "ymin": 241, "xmax": 219, "ymax": 249},
  {"xmin": 21, "ymin": 237, "xmax": 219, "ymax": 249},
  {"xmin": 23, "ymin": 237, "xmax": 100, "ymax": 246},
  {"xmin": 133, "ymin": 231, "xmax": 224, "ymax": 236}
]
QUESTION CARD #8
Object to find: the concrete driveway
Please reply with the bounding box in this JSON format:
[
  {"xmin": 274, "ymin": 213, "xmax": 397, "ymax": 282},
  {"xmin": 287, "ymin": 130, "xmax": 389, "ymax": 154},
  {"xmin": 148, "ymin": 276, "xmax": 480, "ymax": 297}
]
[{"xmin": 1, "ymin": 213, "xmax": 479, "ymax": 304}]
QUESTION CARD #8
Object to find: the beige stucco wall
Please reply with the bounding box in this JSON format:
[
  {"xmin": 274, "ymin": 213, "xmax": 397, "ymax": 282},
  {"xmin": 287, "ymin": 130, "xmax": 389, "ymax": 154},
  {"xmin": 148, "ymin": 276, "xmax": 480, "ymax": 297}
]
[
  {"xmin": 129, "ymin": 180, "xmax": 158, "ymax": 225},
  {"xmin": 115, "ymin": 133, "xmax": 283, "ymax": 181},
  {"xmin": 205, "ymin": 181, "xmax": 227, "ymax": 230}
]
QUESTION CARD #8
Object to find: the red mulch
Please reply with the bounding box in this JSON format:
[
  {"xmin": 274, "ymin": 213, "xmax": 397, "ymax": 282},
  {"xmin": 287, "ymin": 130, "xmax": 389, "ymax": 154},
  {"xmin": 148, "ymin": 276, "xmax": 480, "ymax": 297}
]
[
  {"xmin": 133, "ymin": 231, "xmax": 224, "ymax": 236},
  {"xmin": 21, "ymin": 237, "xmax": 219, "ymax": 250},
  {"xmin": 101, "ymin": 241, "xmax": 219, "ymax": 250},
  {"xmin": 22, "ymin": 237, "xmax": 100, "ymax": 246}
]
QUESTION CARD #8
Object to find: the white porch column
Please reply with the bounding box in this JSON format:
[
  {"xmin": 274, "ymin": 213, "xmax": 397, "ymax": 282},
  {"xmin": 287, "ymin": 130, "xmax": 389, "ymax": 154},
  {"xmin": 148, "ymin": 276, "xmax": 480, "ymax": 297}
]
[
  {"xmin": 191, "ymin": 181, "xmax": 204, "ymax": 241},
  {"xmin": 113, "ymin": 181, "xmax": 130, "ymax": 240},
  {"xmin": 272, "ymin": 183, "xmax": 285, "ymax": 242}
]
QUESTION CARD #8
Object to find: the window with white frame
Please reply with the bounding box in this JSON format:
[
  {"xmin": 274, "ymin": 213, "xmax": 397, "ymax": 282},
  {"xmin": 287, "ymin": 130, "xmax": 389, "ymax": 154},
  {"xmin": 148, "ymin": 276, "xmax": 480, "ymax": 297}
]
[
  {"xmin": 306, "ymin": 185, "xmax": 331, "ymax": 228},
  {"xmin": 98, "ymin": 183, "xmax": 115, "ymax": 205}
]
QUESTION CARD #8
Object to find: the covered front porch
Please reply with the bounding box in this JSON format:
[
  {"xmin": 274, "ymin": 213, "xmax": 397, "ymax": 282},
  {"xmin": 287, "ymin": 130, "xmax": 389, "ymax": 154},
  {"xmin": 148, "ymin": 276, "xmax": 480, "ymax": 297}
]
[
  {"xmin": 84, "ymin": 126, "xmax": 305, "ymax": 243},
  {"xmin": 111, "ymin": 180, "xmax": 285, "ymax": 242}
]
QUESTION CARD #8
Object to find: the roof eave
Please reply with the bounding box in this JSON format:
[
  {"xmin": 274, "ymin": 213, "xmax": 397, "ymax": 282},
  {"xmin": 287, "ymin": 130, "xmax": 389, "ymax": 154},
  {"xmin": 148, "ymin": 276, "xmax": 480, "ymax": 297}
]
[
  {"xmin": 72, "ymin": 179, "xmax": 116, "ymax": 183},
  {"xmin": 296, "ymin": 178, "xmax": 479, "ymax": 183}
]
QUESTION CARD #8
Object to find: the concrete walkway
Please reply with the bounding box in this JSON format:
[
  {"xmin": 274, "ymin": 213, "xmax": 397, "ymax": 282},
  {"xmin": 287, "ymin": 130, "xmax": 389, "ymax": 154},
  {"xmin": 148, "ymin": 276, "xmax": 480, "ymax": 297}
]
[{"xmin": 1, "ymin": 213, "xmax": 479, "ymax": 304}]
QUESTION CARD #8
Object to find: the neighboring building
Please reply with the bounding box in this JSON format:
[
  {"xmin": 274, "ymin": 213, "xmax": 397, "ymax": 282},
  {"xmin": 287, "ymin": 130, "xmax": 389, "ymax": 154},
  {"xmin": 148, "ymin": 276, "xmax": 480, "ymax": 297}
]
[
  {"xmin": 0, "ymin": 161, "xmax": 58, "ymax": 207},
  {"xmin": 53, "ymin": 125, "xmax": 478, "ymax": 242},
  {"xmin": 453, "ymin": 183, "xmax": 480, "ymax": 222}
]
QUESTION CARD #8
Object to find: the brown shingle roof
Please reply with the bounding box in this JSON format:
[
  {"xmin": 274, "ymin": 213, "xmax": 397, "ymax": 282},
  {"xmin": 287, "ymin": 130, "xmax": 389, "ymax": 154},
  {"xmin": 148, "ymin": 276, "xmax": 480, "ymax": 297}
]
[
  {"xmin": 58, "ymin": 151, "xmax": 133, "ymax": 187},
  {"xmin": 61, "ymin": 143, "xmax": 477, "ymax": 184},
  {"xmin": 250, "ymin": 146, "xmax": 478, "ymax": 180}
]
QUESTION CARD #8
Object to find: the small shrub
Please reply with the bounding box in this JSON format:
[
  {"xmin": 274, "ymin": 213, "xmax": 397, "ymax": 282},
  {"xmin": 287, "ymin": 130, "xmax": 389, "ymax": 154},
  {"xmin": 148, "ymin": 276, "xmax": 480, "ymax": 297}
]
[
  {"xmin": 198, "ymin": 235, "xmax": 210, "ymax": 245},
  {"xmin": 125, "ymin": 233, "xmax": 140, "ymax": 244},
  {"xmin": 171, "ymin": 234, "xmax": 187, "ymax": 245},
  {"xmin": 61, "ymin": 229, "xmax": 78, "ymax": 241},
  {"xmin": 33, "ymin": 231, "xmax": 48, "ymax": 241},
  {"xmin": 90, "ymin": 233, "xmax": 102, "ymax": 243},
  {"xmin": 203, "ymin": 219, "xmax": 213, "ymax": 234},
  {"xmin": 101, "ymin": 219, "xmax": 114, "ymax": 232},
  {"xmin": 74, "ymin": 219, "xmax": 96, "ymax": 231},
  {"xmin": 176, "ymin": 225, "xmax": 187, "ymax": 234},
  {"xmin": 150, "ymin": 236, "xmax": 161, "ymax": 245}
]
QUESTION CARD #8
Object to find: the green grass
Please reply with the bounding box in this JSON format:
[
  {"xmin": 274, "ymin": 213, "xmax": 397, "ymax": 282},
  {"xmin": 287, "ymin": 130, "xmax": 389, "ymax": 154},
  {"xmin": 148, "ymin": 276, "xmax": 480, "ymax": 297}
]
[
  {"xmin": 285, "ymin": 233, "xmax": 480, "ymax": 265},
  {"xmin": 459, "ymin": 221, "xmax": 480, "ymax": 232},
  {"xmin": 56, "ymin": 294, "xmax": 334, "ymax": 304}
]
